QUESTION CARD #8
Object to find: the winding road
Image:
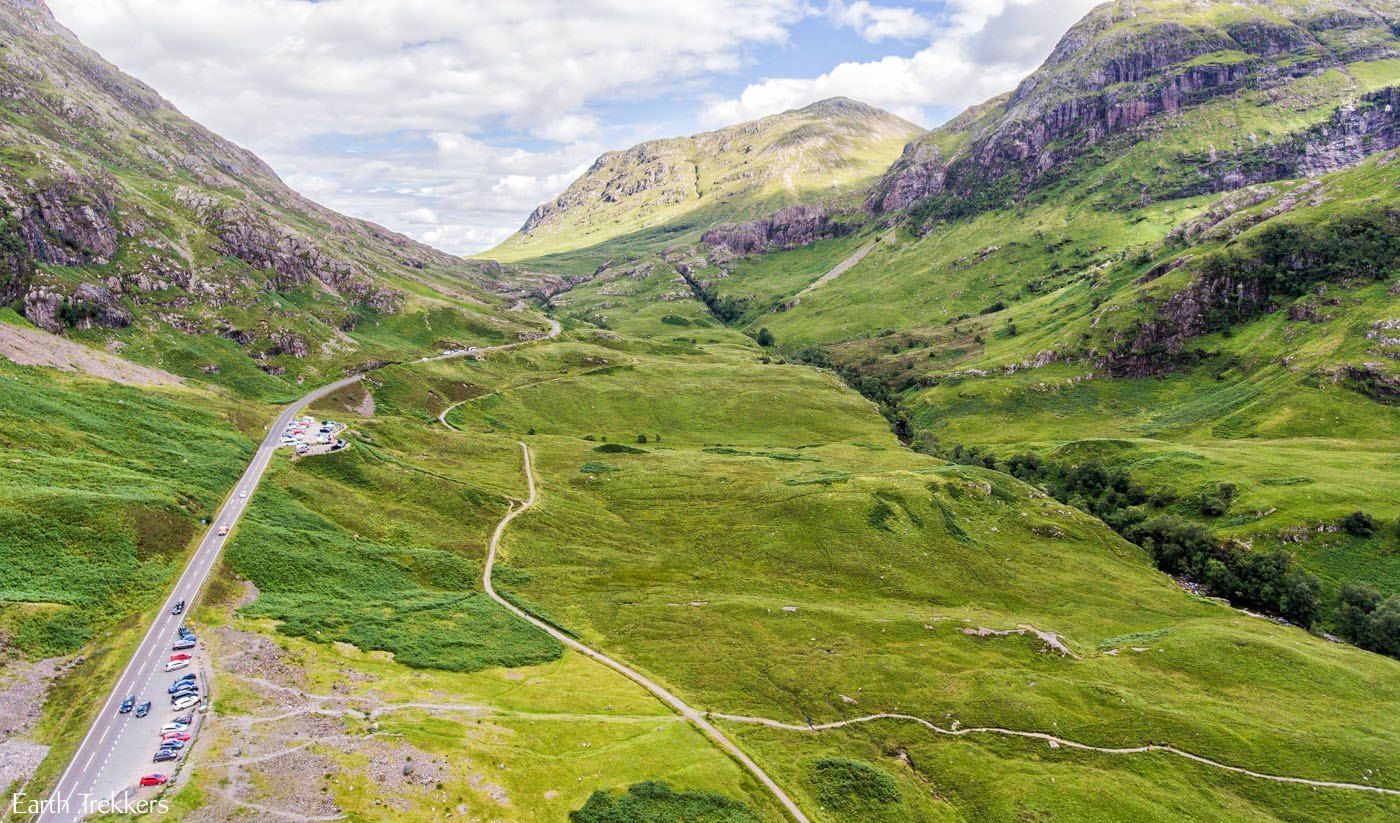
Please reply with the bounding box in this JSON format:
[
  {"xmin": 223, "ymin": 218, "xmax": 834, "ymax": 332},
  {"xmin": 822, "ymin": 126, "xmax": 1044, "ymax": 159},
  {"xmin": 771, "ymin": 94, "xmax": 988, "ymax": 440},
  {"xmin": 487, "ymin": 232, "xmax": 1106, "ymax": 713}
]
[
  {"xmin": 37, "ymin": 318, "xmax": 559, "ymax": 821},
  {"xmin": 482, "ymin": 442, "xmax": 811, "ymax": 823}
]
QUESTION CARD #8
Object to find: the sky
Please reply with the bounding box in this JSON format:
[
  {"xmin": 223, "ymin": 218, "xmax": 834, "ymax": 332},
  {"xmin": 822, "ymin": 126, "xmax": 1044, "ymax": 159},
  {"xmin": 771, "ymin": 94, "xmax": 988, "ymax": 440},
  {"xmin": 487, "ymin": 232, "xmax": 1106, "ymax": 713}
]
[{"xmin": 47, "ymin": 0, "xmax": 1101, "ymax": 255}]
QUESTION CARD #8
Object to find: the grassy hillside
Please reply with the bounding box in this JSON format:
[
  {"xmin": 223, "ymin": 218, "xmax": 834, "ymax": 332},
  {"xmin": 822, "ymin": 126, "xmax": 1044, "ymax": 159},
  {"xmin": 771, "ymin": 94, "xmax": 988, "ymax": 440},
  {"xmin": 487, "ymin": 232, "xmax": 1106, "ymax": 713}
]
[
  {"xmin": 434, "ymin": 329, "xmax": 1400, "ymax": 821},
  {"xmin": 492, "ymin": 0, "xmax": 1400, "ymax": 635}
]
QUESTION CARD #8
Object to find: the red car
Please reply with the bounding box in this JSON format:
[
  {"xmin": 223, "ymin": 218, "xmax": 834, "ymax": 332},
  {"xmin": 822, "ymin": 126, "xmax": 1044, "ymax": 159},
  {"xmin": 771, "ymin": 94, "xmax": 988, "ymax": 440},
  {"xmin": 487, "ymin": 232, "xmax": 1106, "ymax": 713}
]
[
  {"xmin": 169, "ymin": 653, "xmax": 192, "ymax": 661},
  {"xmin": 139, "ymin": 774, "xmax": 168, "ymax": 787},
  {"xmin": 161, "ymin": 732, "xmax": 191, "ymax": 742}
]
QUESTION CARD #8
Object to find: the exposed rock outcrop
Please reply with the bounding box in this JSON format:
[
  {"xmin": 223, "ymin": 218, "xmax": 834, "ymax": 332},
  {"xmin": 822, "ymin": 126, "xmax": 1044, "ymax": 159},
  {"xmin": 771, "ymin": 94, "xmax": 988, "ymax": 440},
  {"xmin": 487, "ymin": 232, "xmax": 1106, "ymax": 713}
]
[
  {"xmin": 175, "ymin": 189, "xmax": 400, "ymax": 311},
  {"xmin": 701, "ymin": 204, "xmax": 851, "ymax": 256}
]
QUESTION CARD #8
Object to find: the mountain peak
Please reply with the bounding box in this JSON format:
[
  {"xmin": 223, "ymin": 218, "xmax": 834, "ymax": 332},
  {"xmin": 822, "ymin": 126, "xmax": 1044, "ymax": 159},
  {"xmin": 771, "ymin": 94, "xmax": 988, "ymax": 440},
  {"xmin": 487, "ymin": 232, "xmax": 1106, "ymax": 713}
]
[{"xmin": 488, "ymin": 99, "xmax": 922, "ymax": 262}]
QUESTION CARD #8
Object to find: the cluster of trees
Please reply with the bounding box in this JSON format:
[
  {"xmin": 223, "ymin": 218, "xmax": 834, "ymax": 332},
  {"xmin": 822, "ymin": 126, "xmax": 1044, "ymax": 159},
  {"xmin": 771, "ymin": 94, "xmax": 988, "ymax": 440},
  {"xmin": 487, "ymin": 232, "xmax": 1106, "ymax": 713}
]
[
  {"xmin": 936, "ymin": 444, "xmax": 1325, "ymax": 628},
  {"xmin": 1132, "ymin": 516, "xmax": 1321, "ymax": 626},
  {"xmin": 1336, "ymin": 584, "xmax": 1400, "ymax": 657}
]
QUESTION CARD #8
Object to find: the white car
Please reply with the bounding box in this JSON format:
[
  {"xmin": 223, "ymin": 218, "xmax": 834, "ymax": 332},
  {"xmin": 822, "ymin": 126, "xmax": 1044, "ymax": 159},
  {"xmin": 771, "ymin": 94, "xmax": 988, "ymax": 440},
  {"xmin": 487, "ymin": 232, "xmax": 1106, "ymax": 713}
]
[
  {"xmin": 172, "ymin": 694, "xmax": 201, "ymax": 711},
  {"xmin": 239, "ymin": 490, "xmax": 248, "ymax": 498},
  {"xmin": 159, "ymin": 722, "xmax": 189, "ymax": 734},
  {"xmin": 164, "ymin": 659, "xmax": 190, "ymax": 672}
]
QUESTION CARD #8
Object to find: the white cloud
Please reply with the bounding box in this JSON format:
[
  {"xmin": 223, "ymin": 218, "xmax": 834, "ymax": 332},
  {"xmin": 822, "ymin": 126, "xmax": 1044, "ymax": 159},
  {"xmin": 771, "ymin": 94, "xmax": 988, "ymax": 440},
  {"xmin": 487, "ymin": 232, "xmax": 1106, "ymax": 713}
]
[
  {"xmin": 44, "ymin": 0, "xmax": 1099, "ymax": 254},
  {"xmin": 828, "ymin": 1, "xmax": 937, "ymax": 42},
  {"xmin": 703, "ymin": 0, "xmax": 1100, "ymax": 127},
  {"xmin": 47, "ymin": 0, "xmax": 806, "ymax": 252}
]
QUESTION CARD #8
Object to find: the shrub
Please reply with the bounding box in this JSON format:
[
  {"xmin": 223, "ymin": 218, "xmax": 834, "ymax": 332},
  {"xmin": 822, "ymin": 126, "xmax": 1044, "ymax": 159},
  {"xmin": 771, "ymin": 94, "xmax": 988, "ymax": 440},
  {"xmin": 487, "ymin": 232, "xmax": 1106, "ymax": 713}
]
[
  {"xmin": 809, "ymin": 757, "xmax": 899, "ymax": 812},
  {"xmin": 593, "ymin": 443, "xmax": 645, "ymax": 454},
  {"xmin": 756, "ymin": 327, "xmax": 775, "ymax": 346},
  {"xmin": 1335, "ymin": 583, "xmax": 1400, "ymax": 657},
  {"xmin": 1340, "ymin": 511, "xmax": 1377, "ymax": 538},
  {"xmin": 570, "ymin": 782, "xmax": 760, "ymax": 823},
  {"xmin": 1198, "ymin": 493, "xmax": 1230, "ymax": 517}
]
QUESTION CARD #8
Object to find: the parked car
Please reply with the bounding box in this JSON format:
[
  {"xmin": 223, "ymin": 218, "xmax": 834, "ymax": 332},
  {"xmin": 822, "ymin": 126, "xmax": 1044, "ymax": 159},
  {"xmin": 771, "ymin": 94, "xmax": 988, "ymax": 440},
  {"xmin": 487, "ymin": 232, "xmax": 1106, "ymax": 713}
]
[
  {"xmin": 172, "ymin": 672, "xmax": 197, "ymax": 683},
  {"xmin": 119, "ymin": 696, "xmax": 135, "ymax": 714},
  {"xmin": 139, "ymin": 774, "xmax": 168, "ymax": 787},
  {"xmin": 172, "ymin": 695, "xmax": 201, "ymax": 711},
  {"xmin": 171, "ymin": 640, "xmax": 196, "ymax": 651},
  {"xmin": 170, "ymin": 684, "xmax": 198, "ymax": 698},
  {"xmin": 159, "ymin": 722, "xmax": 188, "ymax": 734},
  {"xmin": 164, "ymin": 659, "xmax": 189, "ymax": 672},
  {"xmin": 161, "ymin": 732, "xmax": 191, "ymax": 743},
  {"xmin": 152, "ymin": 751, "xmax": 177, "ymax": 763},
  {"xmin": 169, "ymin": 652, "xmax": 192, "ymax": 662},
  {"xmin": 135, "ymin": 701, "xmax": 151, "ymax": 718},
  {"xmin": 171, "ymin": 599, "xmax": 185, "ymax": 616},
  {"xmin": 159, "ymin": 739, "xmax": 185, "ymax": 751}
]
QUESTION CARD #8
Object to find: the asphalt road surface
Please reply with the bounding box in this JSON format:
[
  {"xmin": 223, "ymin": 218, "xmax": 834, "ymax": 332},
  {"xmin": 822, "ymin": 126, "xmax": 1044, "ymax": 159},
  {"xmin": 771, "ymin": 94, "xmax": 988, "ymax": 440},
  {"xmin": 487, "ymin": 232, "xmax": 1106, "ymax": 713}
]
[{"xmin": 38, "ymin": 321, "xmax": 560, "ymax": 820}]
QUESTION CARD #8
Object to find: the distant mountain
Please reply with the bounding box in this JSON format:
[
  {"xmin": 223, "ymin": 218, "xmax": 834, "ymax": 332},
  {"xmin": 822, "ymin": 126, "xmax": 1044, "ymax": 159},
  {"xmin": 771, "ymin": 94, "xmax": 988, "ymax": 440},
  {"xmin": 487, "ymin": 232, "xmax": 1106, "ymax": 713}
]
[
  {"xmin": 0, "ymin": 0, "xmax": 538, "ymax": 396},
  {"xmin": 485, "ymin": 97, "xmax": 922, "ymax": 264}
]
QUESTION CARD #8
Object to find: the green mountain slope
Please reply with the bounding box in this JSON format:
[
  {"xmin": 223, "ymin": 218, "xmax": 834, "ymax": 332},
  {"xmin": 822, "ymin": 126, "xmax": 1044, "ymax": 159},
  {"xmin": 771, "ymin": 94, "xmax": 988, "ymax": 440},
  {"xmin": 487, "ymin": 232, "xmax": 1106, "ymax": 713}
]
[
  {"xmin": 0, "ymin": 0, "xmax": 547, "ymax": 400},
  {"xmin": 485, "ymin": 98, "xmax": 922, "ymax": 267},
  {"xmin": 517, "ymin": 0, "xmax": 1400, "ymax": 654}
]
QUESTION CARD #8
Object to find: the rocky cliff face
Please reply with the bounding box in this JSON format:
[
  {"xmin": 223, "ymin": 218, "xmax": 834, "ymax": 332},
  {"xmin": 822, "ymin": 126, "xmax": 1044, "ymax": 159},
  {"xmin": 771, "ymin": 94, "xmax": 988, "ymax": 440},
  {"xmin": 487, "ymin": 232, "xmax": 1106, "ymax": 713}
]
[
  {"xmin": 700, "ymin": 204, "xmax": 852, "ymax": 257},
  {"xmin": 868, "ymin": 0, "xmax": 1400, "ymax": 216}
]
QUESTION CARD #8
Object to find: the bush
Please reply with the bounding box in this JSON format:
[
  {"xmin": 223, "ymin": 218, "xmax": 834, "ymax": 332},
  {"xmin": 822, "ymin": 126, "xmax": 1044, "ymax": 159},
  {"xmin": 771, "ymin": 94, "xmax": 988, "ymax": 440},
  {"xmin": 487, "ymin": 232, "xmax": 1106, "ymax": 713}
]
[
  {"xmin": 808, "ymin": 757, "xmax": 899, "ymax": 812},
  {"xmin": 1198, "ymin": 493, "xmax": 1230, "ymax": 517},
  {"xmin": 1340, "ymin": 511, "xmax": 1377, "ymax": 538},
  {"xmin": 756, "ymin": 327, "xmax": 775, "ymax": 347},
  {"xmin": 570, "ymin": 782, "xmax": 760, "ymax": 823},
  {"xmin": 593, "ymin": 443, "xmax": 645, "ymax": 455}
]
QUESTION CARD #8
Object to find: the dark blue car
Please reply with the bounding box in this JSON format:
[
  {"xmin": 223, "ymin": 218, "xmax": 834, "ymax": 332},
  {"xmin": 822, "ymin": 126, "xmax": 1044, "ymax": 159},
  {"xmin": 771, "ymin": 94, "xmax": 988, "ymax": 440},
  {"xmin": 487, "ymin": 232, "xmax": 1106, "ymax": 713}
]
[{"xmin": 118, "ymin": 696, "xmax": 135, "ymax": 714}]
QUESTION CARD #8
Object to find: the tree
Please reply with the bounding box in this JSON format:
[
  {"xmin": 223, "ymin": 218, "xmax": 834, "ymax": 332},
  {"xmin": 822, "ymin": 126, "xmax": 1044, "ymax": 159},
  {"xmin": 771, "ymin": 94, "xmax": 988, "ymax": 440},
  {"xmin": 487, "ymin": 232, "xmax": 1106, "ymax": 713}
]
[
  {"xmin": 1364, "ymin": 597, "xmax": 1400, "ymax": 656},
  {"xmin": 756, "ymin": 327, "xmax": 775, "ymax": 347},
  {"xmin": 1336, "ymin": 583, "xmax": 1383, "ymax": 642},
  {"xmin": 636, "ymin": 433, "xmax": 648, "ymax": 444}
]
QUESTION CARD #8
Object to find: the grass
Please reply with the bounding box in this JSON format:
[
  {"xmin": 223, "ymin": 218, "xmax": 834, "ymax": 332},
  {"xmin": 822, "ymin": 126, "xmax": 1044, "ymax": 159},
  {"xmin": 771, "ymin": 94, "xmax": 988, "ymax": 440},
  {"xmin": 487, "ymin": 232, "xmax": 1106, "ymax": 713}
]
[
  {"xmin": 0, "ymin": 361, "xmax": 260, "ymax": 656},
  {"xmin": 436, "ymin": 336, "xmax": 1400, "ymax": 821}
]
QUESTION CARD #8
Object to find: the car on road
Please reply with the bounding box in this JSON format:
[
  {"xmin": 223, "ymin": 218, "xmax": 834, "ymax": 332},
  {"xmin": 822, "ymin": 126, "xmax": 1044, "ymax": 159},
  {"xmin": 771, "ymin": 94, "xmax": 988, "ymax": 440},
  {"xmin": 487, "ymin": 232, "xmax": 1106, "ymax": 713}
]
[
  {"xmin": 171, "ymin": 639, "xmax": 196, "ymax": 651},
  {"xmin": 139, "ymin": 774, "xmax": 168, "ymax": 787},
  {"xmin": 217, "ymin": 524, "xmax": 229, "ymax": 535},
  {"xmin": 119, "ymin": 696, "xmax": 135, "ymax": 714},
  {"xmin": 172, "ymin": 695, "xmax": 201, "ymax": 711},
  {"xmin": 164, "ymin": 659, "xmax": 190, "ymax": 672},
  {"xmin": 239, "ymin": 489, "xmax": 248, "ymax": 498},
  {"xmin": 152, "ymin": 751, "xmax": 177, "ymax": 763},
  {"xmin": 171, "ymin": 599, "xmax": 185, "ymax": 615},
  {"xmin": 135, "ymin": 701, "xmax": 151, "ymax": 718},
  {"xmin": 161, "ymin": 731, "xmax": 190, "ymax": 742},
  {"xmin": 169, "ymin": 652, "xmax": 193, "ymax": 661}
]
